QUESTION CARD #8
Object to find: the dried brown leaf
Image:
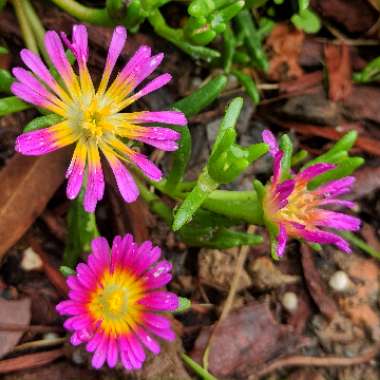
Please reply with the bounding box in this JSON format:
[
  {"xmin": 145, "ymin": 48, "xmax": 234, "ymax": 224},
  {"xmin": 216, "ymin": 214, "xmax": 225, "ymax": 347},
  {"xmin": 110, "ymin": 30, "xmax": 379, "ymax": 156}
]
[
  {"xmin": 267, "ymin": 23, "xmax": 304, "ymax": 81},
  {"xmin": 301, "ymin": 244, "xmax": 338, "ymax": 320},
  {"xmin": 0, "ymin": 150, "xmax": 70, "ymax": 261},
  {"xmin": 191, "ymin": 303, "xmax": 301, "ymax": 379},
  {"xmin": 0, "ymin": 298, "xmax": 31, "ymax": 359},
  {"xmin": 324, "ymin": 44, "xmax": 352, "ymax": 101}
]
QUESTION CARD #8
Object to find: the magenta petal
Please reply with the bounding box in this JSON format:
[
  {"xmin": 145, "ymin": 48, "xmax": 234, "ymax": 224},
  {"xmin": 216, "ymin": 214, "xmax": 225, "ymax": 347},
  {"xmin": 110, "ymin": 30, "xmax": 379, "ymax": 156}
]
[
  {"xmin": 105, "ymin": 26, "xmax": 127, "ymax": 72},
  {"xmin": 135, "ymin": 327, "xmax": 160, "ymax": 355},
  {"xmin": 319, "ymin": 199, "xmax": 356, "ymax": 208},
  {"xmin": 19, "ymin": 49, "xmax": 57, "ymax": 90},
  {"xmin": 118, "ymin": 45, "xmax": 151, "ymax": 83},
  {"xmin": 297, "ymin": 163, "xmax": 335, "ymax": 182},
  {"xmin": 276, "ymin": 224, "xmax": 288, "ymax": 257},
  {"xmin": 107, "ymin": 158, "xmax": 139, "ymax": 203},
  {"xmin": 131, "ymin": 153, "xmax": 162, "ymax": 181},
  {"xmin": 15, "ymin": 129, "xmax": 57, "ymax": 156},
  {"xmin": 274, "ymin": 179, "xmax": 295, "ymax": 208},
  {"xmin": 294, "ymin": 225, "xmax": 352, "ymax": 253},
  {"xmin": 107, "ymin": 338, "xmax": 118, "ymax": 368},
  {"xmin": 138, "ymin": 291, "xmax": 179, "ymax": 311},
  {"xmin": 262, "ymin": 129, "xmax": 279, "ymax": 156},
  {"xmin": 132, "ymin": 111, "xmax": 187, "ymax": 126},
  {"xmin": 146, "ymin": 325, "xmax": 176, "ymax": 341},
  {"xmin": 134, "ymin": 73, "xmax": 172, "ymax": 100},
  {"xmin": 92, "ymin": 334, "xmax": 108, "ymax": 369},
  {"xmin": 134, "ymin": 137, "xmax": 178, "ymax": 151},
  {"xmin": 316, "ymin": 176, "xmax": 356, "ymax": 197},
  {"xmin": 314, "ymin": 210, "xmax": 361, "ymax": 231}
]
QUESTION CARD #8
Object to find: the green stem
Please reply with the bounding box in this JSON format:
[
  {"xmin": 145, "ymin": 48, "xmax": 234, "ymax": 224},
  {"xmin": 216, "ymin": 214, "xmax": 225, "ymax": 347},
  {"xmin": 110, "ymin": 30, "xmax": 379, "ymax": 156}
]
[
  {"xmin": 12, "ymin": 0, "xmax": 38, "ymax": 53},
  {"xmin": 340, "ymin": 231, "xmax": 380, "ymax": 260},
  {"xmin": 135, "ymin": 179, "xmax": 173, "ymax": 225},
  {"xmin": 148, "ymin": 9, "xmax": 220, "ymax": 61},
  {"xmin": 22, "ymin": 0, "xmax": 49, "ymax": 62},
  {"xmin": 49, "ymin": 0, "xmax": 113, "ymax": 25},
  {"xmin": 181, "ymin": 354, "xmax": 219, "ymax": 380}
]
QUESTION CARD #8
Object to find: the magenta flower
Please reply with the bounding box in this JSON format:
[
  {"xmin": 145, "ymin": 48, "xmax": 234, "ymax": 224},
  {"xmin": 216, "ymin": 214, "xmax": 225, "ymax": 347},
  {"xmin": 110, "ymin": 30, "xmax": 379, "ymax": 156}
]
[
  {"xmin": 12, "ymin": 25, "xmax": 187, "ymax": 212},
  {"xmin": 262, "ymin": 130, "xmax": 361, "ymax": 257},
  {"xmin": 56, "ymin": 234, "xmax": 178, "ymax": 370}
]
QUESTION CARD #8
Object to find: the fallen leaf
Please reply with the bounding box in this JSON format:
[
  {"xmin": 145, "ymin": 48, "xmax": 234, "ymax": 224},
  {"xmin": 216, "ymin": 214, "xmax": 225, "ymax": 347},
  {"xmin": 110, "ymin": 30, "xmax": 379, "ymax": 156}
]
[
  {"xmin": 191, "ymin": 303, "xmax": 301, "ymax": 378},
  {"xmin": 1, "ymin": 362, "xmax": 99, "ymax": 380},
  {"xmin": 352, "ymin": 165, "xmax": 380, "ymax": 199},
  {"xmin": 279, "ymin": 71, "xmax": 323, "ymax": 94},
  {"xmin": 0, "ymin": 150, "xmax": 70, "ymax": 261},
  {"xmin": 0, "ymin": 349, "xmax": 64, "ymax": 374},
  {"xmin": 311, "ymin": 0, "xmax": 377, "ymax": 33},
  {"xmin": 324, "ymin": 44, "xmax": 352, "ymax": 101},
  {"xmin": 198, "ymin": 248, "xmax": 252, "ymax": 291},
  {"xmin": 268, "ymin": 116, "xmax": 380, "ymax": 157},
  {"xmin": 134, "ymin": 338, "xmax": 191, "ymax": 380},
  {"xmin": 0, "ymin": 298, "xmax": 31, "ymax": 358},
  {"xmin": 248, "ymin": 256, "xmax": 300, "ymax": 291},
  {"xmin": 301, "ymin": 244, "xmax": 338, "ymax": 320},
  {"xmin": 267, "ymin": 23, "xmax": 304, "ymax": 81}
]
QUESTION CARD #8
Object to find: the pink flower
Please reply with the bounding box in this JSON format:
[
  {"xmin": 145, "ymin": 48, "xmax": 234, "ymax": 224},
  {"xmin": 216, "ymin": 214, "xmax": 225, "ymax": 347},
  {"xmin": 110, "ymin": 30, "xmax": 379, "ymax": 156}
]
[
  {"xmin": 56, "ymin": 234, "xmax": 179, "ymax": 370},
  {"xmin": 262, "ymin": 130, "xmax": 361, "ymax": 257},
  {"xmin": 12, "ymin": 25, "xmax": 187, "ymax": 212}
]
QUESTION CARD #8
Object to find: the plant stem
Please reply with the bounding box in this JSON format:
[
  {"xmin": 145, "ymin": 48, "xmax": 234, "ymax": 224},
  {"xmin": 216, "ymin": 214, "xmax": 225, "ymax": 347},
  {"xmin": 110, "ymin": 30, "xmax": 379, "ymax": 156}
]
[
  {"xmin": 340, "ymin": 231, "xmax": 380, "ymax": 260},
  {"xmin": 181, "ymin": 353, "xmax": 219, "ymax": 380},
  {"xmin": 22, "ymin": 0, "xmax": 49, "ymax": 62},
  {"xmin": 135, "ymin": 179, "xmax": 173, "ymax": 225},
  {"xmin": 49, "ymin": 0, "xmax": 113, "ymax": 25},
  {"xmin": 11, "ymin": 0, "xmax": 38, "ymax": 53}
]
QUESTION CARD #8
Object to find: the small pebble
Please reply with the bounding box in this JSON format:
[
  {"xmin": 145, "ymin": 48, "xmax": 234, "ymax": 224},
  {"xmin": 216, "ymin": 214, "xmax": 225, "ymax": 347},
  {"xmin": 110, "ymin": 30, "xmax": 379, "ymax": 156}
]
[
  {"xmin": 329, "ymin": 270, "xmax": 350, "ymax": 292},
  {"xmin": 72, "ymin": 349, "xmax": 86, "ymax": 365},
  {"xmin": 43, "ymin": 332, "xmax": 59, "ymax": 341},
  {"xmin": 20, "ymin": 247, "xmax": 43, "ymax": 271},
  {"xmin": 282, "ymin": 291, "xmax": 298, "ymax": 312}
]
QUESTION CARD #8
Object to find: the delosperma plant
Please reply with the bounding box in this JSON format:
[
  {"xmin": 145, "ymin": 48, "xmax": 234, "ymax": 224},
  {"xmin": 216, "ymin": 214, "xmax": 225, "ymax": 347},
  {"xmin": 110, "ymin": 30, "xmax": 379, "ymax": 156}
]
[{"xmin": 3, "ymin": 6, "xmax": 368, "ymax": 373}]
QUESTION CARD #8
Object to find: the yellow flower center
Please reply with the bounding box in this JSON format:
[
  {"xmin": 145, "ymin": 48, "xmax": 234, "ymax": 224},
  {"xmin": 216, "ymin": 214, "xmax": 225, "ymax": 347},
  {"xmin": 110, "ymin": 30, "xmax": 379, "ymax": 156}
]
[
  {"xmin": 87, "ymin": 269, "xmax": 145, "ymax": 335},
  {"xmin": 264, "ymin": 181, "xmax": 321, "ymax": 234}
]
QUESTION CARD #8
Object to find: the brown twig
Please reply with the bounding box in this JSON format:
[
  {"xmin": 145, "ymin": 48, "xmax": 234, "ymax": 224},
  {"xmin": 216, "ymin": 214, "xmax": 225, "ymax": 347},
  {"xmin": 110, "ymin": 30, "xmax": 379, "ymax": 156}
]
[
  {"xmin": 253, "ymin": 344, "xmax": 380, "ymax": 379},
  {"xmin": 0, "ymin": 349, "xmax": 64, "ymax": 374}
]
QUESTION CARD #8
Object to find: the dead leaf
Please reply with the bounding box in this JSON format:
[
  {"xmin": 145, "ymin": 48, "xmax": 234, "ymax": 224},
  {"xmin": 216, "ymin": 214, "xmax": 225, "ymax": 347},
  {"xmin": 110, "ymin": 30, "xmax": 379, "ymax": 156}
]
[
  {"xmin": 133, "ymin": 338, "xmax": 191, "ymax": 380},
  {"xmin": 267, "ymin": 23, "xmax": 304, "ymax": 81},
  {"xmin": 198, "ymin": 248, "xmax": 252, "ymax": 292},
  {"xmin": 301, "ymin": 244, "xmax": 338, "ymax": 320},
  {"xmin": 0, "ymin": 349, "xmax": 64, "ymax": 374},
  {"xmin": 279, "ymin": 71, "xmax": 323, "ymax": 94},
  {"xmin": 191, "ymin": 303, "xmax": 301, "ymax": 379},
  {"xmin": 248, "ymin": 256, "xmax": 300, "ymax": 291},
  {"xmin": 1, "ymin": 362, "xmax": 99, "ymax": 380},
  {"xmin": 0, "ymin": 150, "xmax": 70, "ymax": 261},
  {"xmin": 352, "ymin": 165, "xmax": 380, "ymax": 199},
  {"xmin": 311, "ymin": 0, "xmax": 377, "ymax": 33},
  {"xmin": 324, "ymin": 44, "xmax": 352, "ymax": 101},
  {"xmin": 269, "ymin": 116, "xmax": 380, "ymax": 157},
  {"xmin": 0, "ymin": 298, "xmax": 31, "ymax": 358}
]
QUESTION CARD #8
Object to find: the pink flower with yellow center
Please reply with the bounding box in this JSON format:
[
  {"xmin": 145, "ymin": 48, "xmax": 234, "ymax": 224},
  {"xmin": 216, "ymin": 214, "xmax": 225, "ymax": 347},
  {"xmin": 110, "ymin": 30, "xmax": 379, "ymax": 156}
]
[
  {"xmin": 262, "ymin": 130, "xmax": 361, "ymax": 257},
  {"xmin": 56, "ymin": 234, "xmax": 179, "ymax": 370},
  {"xmin": 12, "ymin": 25, "xmax": 186, "ymax": 212}
]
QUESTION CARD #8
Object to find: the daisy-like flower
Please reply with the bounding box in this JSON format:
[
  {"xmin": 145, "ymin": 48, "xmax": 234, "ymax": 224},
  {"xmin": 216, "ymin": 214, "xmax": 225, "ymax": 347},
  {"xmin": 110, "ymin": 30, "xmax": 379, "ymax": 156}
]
[
  {"xmin": 262, "ymin": 130, "xmax": 361, "ymax": 257},
  {"xmin": 56, "ymin": 234, "xmax": 179, "ymax": 370},
  {"xmin": 12, "ymin": 25, "xmax": 186, "ymax": 212}
]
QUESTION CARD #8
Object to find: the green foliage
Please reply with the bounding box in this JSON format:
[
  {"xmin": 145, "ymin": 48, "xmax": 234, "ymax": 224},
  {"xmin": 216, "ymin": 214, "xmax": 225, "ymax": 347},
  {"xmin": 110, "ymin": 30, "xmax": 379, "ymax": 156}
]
[
  {"xmin": 353, "ymin": 56, "xmax": 380, "ymax": 83},
  {"xmin": 23, "ymin": 114, "xmax": 63, "ymax": 132},
  {"xmin": 63, "ymin": 189, "xmax": 99, "ymax": 268},
  {"xmin": 0, "ymin": 96, "xmax": 31, "ymax": 116}
]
